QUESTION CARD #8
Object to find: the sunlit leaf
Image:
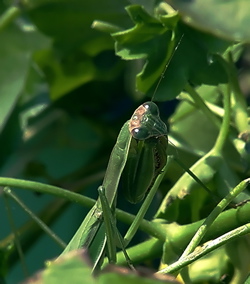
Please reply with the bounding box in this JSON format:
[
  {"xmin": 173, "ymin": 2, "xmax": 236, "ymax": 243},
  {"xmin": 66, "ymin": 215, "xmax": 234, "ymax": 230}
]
[{"xmin": 170, "ymin": 0, "xmax": 250, "ymax": 42}]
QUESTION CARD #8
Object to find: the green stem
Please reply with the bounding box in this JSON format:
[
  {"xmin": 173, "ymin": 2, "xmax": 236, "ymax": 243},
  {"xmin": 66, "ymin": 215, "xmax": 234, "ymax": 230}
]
[
  {"xmin": 174, "ymin": 90, "xmax": 234, "ymax": 265},
  {"xmin": 116, "ymin": 208, "xmax": 165, "ymax": 241},
  {"xmin": 0, "ymin": 6, "xmax": 21, "ymax": 32},
  {"xmin": 116, "ymin": 238, "xmax": 163, "ymax": 266},
  {"xmin": 0, "ymin": 177, "xmax": 165, "ymax": 241},
  {"xmin": 179, "ymin": 178, "xmax": 250, "ymax": 260},
  {"xmin": 92, "ymin": 20, "xmax": 122, "ymax": 33},
  {"xmin": 158, "ymin": 223, "xmax": 250, "ymax": 274},
  {"xmin": 173, "ymin": 156, "xmax": 218, "ymax": 202},
  {"xmin": 1, "ymin": 196, "xmax": 72, "ymax": 268},
  {"xmin": 224, "ymin": 52, "xmax": 249, "ymax": 132},
  {"xmin": 212, "ymin": 84, "xmax": 231, "ymax": 154},
  {"xmin": 117, "ymin": 198, "xmax": 250, "ymax": 269},
  {"xmin": 3, "ymin": 187, "xmax": 66, "ymax": 248},
  {"xmin": 0, "ymin": 177, "xmax": 95, "ymax": 208},
  {"xmin": 0, "ymin": 172, "xmax": 104, "ymax": 268},
  {"xmin": 184, "ymin": 83, "xmax": 220, "ymax": 129},
  {"xmin": 3, "ymin": 189, "xmax": 28, "ymax": 277}
]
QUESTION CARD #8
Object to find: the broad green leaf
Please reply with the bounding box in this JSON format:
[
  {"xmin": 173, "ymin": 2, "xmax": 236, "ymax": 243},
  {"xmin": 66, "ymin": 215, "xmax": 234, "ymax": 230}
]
[
  {"xmin": 0, "ymin": 26, "xmax": 29, "ymax": 132},
  {"xmin": 33, "ymin": 49, "xmax": 97, "ymax": 100},
  {"xmin": 22, "ymin": 250, "xmax": 96, "ymax": 284},
  {"xmin": 27, "ymin": 0, "xmax": 130, "ymax": 45},
  {"xmin": 23, "ymin": 249, "xmax": 181, "ymax": 284},
  {"xmin": 26, "ymin": 0, "xmax": 130, "ymax": 99},
  {"xmin": 0, "ymin": 23, "xmax": 50, "ymax": 167},
  {"xmin": 112, "ymin": 5, "xmax": 178, "ymax": 100},
  {"xmin": 33, "ymin": 41, "xmax": 123, "ymax": 100},
  {"xmin": 111, "ymin": 5, "xmax": 230, "ymax": 101},
  {"xmin": 215, "ymin": 160, "xmax": 250, "ymax": 204},
  {"xmin": 145, "ymin": 26, "xmax": 230, "ymax": 101},
  {"xmin": 156, "ymin": 151, "xmax": 222, "ymax": 222},
  {"xmin": 188, "ymin": 247, "xmax": 229, "ymax": 283},
  {"xmin": 170, "ymin": 0, "xmax": 250, "ymax": 42},
  {"xmin": 170, "ymin": 98, "xmax": 218, "ymax": 153},
  {"xmin": 99, "ymin": 266, "xmax": 181, "ymax": 284},
  {"xmin": 226, "ymin": 237, "xmax": 250, "ymax": 283}
]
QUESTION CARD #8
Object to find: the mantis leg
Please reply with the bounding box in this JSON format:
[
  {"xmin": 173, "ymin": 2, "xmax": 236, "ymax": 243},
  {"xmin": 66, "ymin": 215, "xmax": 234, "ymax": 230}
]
[{"xmin": 98, "ymin": 186, "xmax": 135, "ymax": 270}]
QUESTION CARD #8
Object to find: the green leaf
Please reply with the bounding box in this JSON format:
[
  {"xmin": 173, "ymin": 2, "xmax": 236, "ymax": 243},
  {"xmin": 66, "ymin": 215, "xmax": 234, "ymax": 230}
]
[
  {"xmin": 170, "ymin": 0, "xmax": 250, "ymax": 42},
  {"xmin": 33, "ymin": 49, "xmax": 97, "ymax": 100},
  {"xmin": 188, "ymin": 247, "xmax": 229, "ymax": 283},
  {"xmin": 26, "ymin": 250, "xmax": 96, "ymax": 284},
  {"xmin": 112, "ymin": 5, "xmax": 177, "ymax": 99},
  {"xmin": 23, "ymin": 249, "xmax": 181, "ymax": 284},
  {"xmin": 26, "ymin": 0, "xmax": 131, "ymax": 99},
  {"xmin": 111, "ymin": 5, "xmax": 230, "ymax": 101},
  {"xmin": 226, "ymin": 238, "xmax": 250, "ymax": 283},
  {"xmin": 156, "ymin": 151, "xmax": 222, "ymax": 221},
  {"xmin": 27, "ymin": 0, "xmax": 130, "ymax": 45},
  {"xmin": 0, "ymin": 25, "xmax": 45, "ymax": 132},
  {"xmin": 146, "ymin": 26, "xmax": 230, "ymax": 101},
  {"xmin": 99, "ymin": 266, "xmax": 181, "ymax": 284}
]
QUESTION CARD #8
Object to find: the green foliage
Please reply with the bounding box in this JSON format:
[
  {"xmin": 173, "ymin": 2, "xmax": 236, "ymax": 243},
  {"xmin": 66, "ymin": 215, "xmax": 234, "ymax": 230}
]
[
  {"xmin": 172, "ymin": 0, "xmax": 250, "ymax": 42},
  {"xmin": 111, "ymin": 5, "xmax": 229, "ymax": 100},
  {"xmin": 0, "ymin": 0, "xmax": 250, "ymax": 283},
  {"xmin": 22, "ymin": 250, "xmax": 180, "ymax": 284}
]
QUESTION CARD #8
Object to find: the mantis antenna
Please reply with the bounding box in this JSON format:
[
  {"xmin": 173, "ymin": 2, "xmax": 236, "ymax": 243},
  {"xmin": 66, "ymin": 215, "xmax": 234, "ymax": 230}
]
[
  {"xmin": 144, "ymin": 33, "xmax": 219, "ymax": 201},
  {"xmin": 151, "ymin": 34, "xmax": 184, "ymax": 102}
]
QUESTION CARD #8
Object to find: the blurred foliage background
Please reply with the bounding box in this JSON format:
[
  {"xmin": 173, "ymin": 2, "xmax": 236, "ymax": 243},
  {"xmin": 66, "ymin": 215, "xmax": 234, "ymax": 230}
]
[{"xmin": 0, "ymin": 0, "xmax": 250, "ymax": 283}]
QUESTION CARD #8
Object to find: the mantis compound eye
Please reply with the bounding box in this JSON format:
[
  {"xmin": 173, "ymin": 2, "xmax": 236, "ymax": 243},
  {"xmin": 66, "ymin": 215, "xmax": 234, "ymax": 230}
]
[
  {"xmin": 129, "ymin": 101, "xmax": 168, "ymax": 140},
  {"xmin": 142, "ymin": 102, "xmax": 159, "ymax": 116},
  {"xmin": 131, "ymin": 127, "xmax": 151, "ymax": 140}
]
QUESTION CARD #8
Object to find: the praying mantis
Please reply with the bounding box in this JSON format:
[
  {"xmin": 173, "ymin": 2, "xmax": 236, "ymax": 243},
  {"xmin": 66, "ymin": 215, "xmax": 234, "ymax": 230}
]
[
  {"xmin": 58, "ymin": 35, "xmax": 187, "ymax": 272},
  {"xmin": 58, "ymin": 35, "xmax": 222, "ymax": 272},
  {"xmin": 60, "ymin": 101, "xmax": 169, "ymax": 270}
]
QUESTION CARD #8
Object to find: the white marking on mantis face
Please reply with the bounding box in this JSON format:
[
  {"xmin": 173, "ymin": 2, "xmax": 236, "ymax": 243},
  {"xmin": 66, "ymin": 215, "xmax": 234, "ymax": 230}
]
[{"xmin": 129, "ymin": 104, "xmax": 147, "ymax": 133}]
